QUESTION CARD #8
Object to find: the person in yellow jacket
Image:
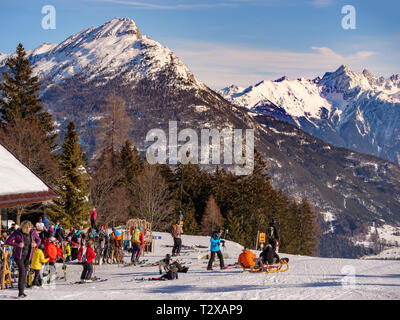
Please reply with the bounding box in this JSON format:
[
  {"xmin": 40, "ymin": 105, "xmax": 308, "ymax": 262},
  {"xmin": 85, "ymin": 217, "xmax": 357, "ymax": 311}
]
[
  {"xmin": 63, "ymin": 241, "xmax": 72, "ymax": 261},
  {"xmin": 31, "ymin": 244, "xmax": 49, "ymax": 287}
]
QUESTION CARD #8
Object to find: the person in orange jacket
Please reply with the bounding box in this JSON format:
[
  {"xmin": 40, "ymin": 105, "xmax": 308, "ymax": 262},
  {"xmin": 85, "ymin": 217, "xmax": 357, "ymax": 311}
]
[{"xmin": 238, "ymin": 248, "xmax": 257, "ymax": 270}]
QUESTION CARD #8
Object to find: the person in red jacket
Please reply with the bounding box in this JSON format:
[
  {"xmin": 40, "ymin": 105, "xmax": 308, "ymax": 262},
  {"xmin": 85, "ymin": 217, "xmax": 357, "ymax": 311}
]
[
  {"xmin": 89, "ymin": 208, "xmax": 97, "ymax": 231},
  {"xmin": 56, "ymin": 242, "xmax": 63, "ymax": 262},
  {"xmin": 79, "ymin": 240, "xmax": 96, "ymax": 283}
]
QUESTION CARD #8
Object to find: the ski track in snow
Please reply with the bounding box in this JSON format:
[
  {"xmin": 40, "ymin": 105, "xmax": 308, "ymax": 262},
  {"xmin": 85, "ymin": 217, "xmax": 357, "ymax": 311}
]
[{"xmin": 1, "ymin": 232, "xmax": 399, "ymax": 300}]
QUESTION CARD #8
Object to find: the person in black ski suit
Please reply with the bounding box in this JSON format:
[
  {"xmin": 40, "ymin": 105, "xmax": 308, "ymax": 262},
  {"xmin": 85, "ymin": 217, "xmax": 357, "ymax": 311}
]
[
  {"xmin": 155, "ymin": 266, "xmax": 179, "ymax": 281},
  {"xmin": 55, "ymin": 225, "xmax": 65, "ymax": 243},
  {"xmin": 267, "ymin": 218, "xmax": 280, "ymax": 250},
  {"xmin": 260, "ymin": 218, "xmax": 280, "ymax": 265}
]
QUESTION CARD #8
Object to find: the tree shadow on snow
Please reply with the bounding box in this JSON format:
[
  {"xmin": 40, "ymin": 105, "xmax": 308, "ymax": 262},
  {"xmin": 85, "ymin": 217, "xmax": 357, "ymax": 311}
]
[{"xmin": 330, "ymin": 273, "xmax": 400, "ymax": 280}]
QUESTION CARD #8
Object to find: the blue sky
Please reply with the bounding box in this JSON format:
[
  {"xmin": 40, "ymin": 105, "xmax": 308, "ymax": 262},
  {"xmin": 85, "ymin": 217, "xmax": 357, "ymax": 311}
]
[{"xmin": 1, "ymin": 0, "xmax": 399, "ymax": 87}]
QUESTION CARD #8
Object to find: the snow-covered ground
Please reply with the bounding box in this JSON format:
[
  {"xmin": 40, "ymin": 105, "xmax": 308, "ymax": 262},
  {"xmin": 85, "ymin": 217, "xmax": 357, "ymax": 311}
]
[
  {"xmin": 361, "ymin": 248, "xmax": 400, "ymax": 261},
  {"xmin": 1, "ymin": 232, "xmax": 400, "ymax": 300}
]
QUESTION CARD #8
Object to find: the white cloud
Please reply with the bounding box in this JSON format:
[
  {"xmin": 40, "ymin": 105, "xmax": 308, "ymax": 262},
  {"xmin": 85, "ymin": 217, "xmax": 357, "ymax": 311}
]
[{"xmin": 167, "ymin": 40, "xmax": 376, "ymax": 88}]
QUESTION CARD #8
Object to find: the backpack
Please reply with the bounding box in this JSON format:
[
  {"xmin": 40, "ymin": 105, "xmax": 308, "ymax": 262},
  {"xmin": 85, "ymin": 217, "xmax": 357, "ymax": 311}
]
[{"xmin": 132, "ymin": 229, "xmax": 141, "ymax": 243}]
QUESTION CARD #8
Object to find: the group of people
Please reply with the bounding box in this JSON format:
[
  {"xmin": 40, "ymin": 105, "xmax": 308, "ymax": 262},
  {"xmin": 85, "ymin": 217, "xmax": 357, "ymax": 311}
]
[
  {"xmin": 238, "ymin": 218, "xmax": 281, "ymax": 270},
  {"xmin": 0, "ymin": 210, "xmax": 282, "ymax": 297},
  {"xmin": 0, "ymin": 207, "xmax": 148, "ymax": 299},
  {"xmin": 170, "ymin": 218, "xmax": 280, "ymax": 271}
]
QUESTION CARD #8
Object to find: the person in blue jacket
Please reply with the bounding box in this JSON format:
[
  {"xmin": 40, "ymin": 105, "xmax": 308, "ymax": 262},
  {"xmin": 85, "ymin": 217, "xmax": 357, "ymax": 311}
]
[
  {"xmin": 43, "ymin": 216, "xmax": 50, "ymax": 232},
  {"xmin": 207, "ymin": 229, "xmax": 226, "ymax": 270}
]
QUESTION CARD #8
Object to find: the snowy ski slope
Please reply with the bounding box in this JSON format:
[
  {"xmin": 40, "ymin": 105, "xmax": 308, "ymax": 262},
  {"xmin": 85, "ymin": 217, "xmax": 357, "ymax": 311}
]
[{"xmin": 1, "ymin": 232, "xmax": 399, "ymax": 300}]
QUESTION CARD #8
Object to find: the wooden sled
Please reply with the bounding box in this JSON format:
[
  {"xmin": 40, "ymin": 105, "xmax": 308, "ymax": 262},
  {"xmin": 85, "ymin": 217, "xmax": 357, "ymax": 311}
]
[{"xmin": 241, "ymin": 259, "xmax": 289, "ymax": 274}]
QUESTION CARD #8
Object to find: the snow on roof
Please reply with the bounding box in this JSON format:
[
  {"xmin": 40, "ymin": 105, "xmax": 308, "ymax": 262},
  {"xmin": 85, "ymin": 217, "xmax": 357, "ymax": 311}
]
[{"xmin": 0, "ymin": 144, "xmax": 57, "ymax": 208}]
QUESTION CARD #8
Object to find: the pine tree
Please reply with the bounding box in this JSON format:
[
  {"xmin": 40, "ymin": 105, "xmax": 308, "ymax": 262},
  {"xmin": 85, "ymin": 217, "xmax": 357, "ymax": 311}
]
[
  {"xmin": 182, "ymin": 207, "xmax": 198, "ymax": 235},
  {"xmin": 296, "ymin": 198, "xmax": 319, "ymax": 256},
  {"xmin": 224, "ymin": 211, "xmax": 244, "ymax": 245},
  {"xmin": 47, "ymin": 122, "xmax": 90, "ymax": 228},
  {"xmin": 173, "ymin": 162, "xmax": 212, "ymax": 224},
  {"xmin": 235, "ymin": 150, "xmax": 276, "ymax": 248},
  {"xmin": 0, "ymin": 43, "xmax": 59, "ymax": 224},
  {"xmin": 0, "ymin": 43, "xmax": 57, "ymax": 148},
  {"xmin": 120, "ymin": 140, "xmax": 143, "ymax": 185}
]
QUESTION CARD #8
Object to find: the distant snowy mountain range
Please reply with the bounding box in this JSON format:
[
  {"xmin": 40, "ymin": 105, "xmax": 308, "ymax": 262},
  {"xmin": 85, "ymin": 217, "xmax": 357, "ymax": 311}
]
[
  {"xmin": 1, "ymin": 18, "xmax": 400, "ymax": 258},
  {"xmin": 218, "ymin": 66, "xmax": 400, "ymax": 164}
]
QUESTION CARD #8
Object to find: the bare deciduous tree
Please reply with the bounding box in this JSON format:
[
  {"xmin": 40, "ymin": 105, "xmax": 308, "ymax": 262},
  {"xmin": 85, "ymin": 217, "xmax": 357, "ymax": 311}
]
[
  {"xmin": 95, "ymin": 95, "xmax": 131, "ymax": 157},
  {"xmin": 88, "ymin": 151, "xmax": 129, "ymax": 225},
  {"xmin": 131, "ymin": 163, "xmax": 172, "ymax": 231},
  {"xmin": 201, "ymin": 195, "xmax": 224, "ymax": 235}
]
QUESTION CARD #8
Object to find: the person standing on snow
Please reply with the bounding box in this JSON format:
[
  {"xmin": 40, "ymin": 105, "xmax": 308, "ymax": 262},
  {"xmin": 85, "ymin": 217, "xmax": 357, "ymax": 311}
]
[
  {"xmin": 5, "ymin": 220, "xmax": 41, "ymax": 298},
  {"xmin": 131, "ymin": 226, "xmax": 145, "ymax": 264},
  {"xmin": 266, "ymin": 218, "xmax": 280, "ymax": 252},
  {"xmin": 79, "ymin": 239, "xmax": 96, "ymax": 283},
  {"xmin": 90, "ymin": 207, "xmax": 97, "ymax": 231},
  {"xmin": 207, "ymin": 229, "xmax": 226, "ymax": 271},
  {"xmin": 46, "ymin": 237, "xmax": 58, "ymax": 284},
  {"xmin": 30, "ymin": 243, "xmax": 49, "ymax": 287},
  {"xmin": 171, "ymin": 221, "xmax": 183, "ymax": 256},
  {"xmin": 260, "ymin": 218, "xmax": 281, "ymax": 265},
  {"xmin": 42, "ymin": 216, "xmax": 50, "ymax": 232}
]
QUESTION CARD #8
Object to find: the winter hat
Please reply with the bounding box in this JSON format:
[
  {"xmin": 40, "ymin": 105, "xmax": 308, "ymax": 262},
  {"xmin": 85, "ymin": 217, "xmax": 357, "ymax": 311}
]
[
  {"xmin": 139, "ymin": 227, "xmax": 143, "ymax": 231},
  {"xmin": 170, "ymin": 266, "xmax": 178, "ymax": 273},
  {"xmin": 49, "ymin": 236, "xmax": 56, "ymax": 242}
]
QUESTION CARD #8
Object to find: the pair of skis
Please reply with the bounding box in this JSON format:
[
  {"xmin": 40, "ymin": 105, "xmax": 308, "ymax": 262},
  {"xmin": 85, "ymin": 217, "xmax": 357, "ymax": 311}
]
[
  {"xmin": 71, "ymin": 277, "xmax": 108, "ymax": 285},
  {"xmin": 123, "ymin": 259, "xmax": 149, "ymax": 267}
]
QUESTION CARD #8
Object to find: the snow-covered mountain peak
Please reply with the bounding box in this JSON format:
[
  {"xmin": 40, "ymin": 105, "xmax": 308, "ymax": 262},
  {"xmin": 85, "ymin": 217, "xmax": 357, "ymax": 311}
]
[
  {"xmin": 274, "ymin": 76, "xmax": 289, "ymax": 83},
  {"xmin": 0, "ymin": 18, "xmax": 206, "ymax": 90},
  {"xmin": 87, "ymin": 17, "xmax": 142, "ymax": 39},
  {"xmin": 319, "ymin": 65, "xmax": 371, "ymax": 94}
]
